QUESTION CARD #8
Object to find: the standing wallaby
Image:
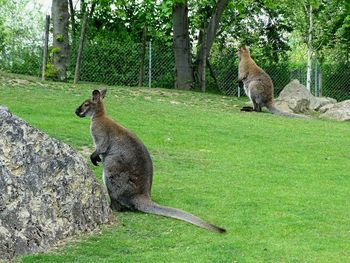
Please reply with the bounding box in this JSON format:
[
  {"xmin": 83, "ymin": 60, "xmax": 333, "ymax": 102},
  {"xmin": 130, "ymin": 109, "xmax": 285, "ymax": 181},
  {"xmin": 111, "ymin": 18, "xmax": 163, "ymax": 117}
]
[
  {"xmin": 75, "ymin": 89, "xmax": 226, "ymax": 233},
  {"xmin": 237, "ymin": 46, "xmax": 304, "ymax": 117}
]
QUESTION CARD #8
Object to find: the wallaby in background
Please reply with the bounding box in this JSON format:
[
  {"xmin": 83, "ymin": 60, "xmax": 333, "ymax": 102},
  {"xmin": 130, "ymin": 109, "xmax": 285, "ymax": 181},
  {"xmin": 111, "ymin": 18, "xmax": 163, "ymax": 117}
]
[
  {"xmin": 75, "ymin": 89, "xmax": 226, "ymax": 233},
  {"xmin": 237, "ymin": 46, "xmax": 305, "ymax": 117}
]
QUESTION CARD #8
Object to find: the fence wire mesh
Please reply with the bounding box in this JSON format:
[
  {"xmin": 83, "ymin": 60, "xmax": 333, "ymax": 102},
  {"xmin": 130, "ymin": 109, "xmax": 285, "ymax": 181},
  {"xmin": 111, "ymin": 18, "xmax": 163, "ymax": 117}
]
[{"xmin": 1, "ymin": 39, "xmax": 349, "ymax": 102}]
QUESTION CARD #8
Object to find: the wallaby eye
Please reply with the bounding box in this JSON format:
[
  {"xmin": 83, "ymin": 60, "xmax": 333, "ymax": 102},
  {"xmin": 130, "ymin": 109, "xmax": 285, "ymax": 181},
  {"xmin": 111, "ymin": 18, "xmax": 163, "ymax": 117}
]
[{"xmin": 84, "ymin": 102, "xmax": 89, "ymax": 107}]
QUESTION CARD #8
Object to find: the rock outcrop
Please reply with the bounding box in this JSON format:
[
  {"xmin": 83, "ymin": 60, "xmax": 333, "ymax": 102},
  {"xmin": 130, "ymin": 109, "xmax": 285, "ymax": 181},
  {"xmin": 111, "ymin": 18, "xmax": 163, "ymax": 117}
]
[
  {"xmin": 0, "ymin": 106, "xmax": 112, "ymax": 260},
  {"xmin": 309, "ymin": 96, "xmax": 337, "ymax": 111},
  {"xmin": 275, "ymin": 80, "xmax": 341, "ymax": 119},
  {"xmin": 276, "ymin": 79, "xmax": 311, "ymax": 113},
  {"xmin": 319, "ymin": 100, "xmax": 350, "ymax": 121}
]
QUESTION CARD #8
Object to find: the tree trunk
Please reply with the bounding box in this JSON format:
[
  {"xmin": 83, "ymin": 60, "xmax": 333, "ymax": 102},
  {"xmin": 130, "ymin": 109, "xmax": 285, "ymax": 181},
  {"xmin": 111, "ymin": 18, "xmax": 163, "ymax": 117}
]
[
  {"xmin": 306, "ymin": 4, "xmax": 313, "ymax": 91},
  {"xmin": 195, "ymin": 0, "xmax": 229, "ymax": 88},
  {"xmin": 74, "ymin": 3, "xmax": 95, "ymax": 84},
  {"xmin": 201, "ymin": 29, "xmax": 207, "ymax": 92},
  {"xmin": 41, "ymin": 14, "xmax": 50, "ymax": 81},
  {"xmin": 172, "ymin": 1, "xmax": 193, "ymax": 90},
  {"xmin": 51, "ymin": 0, "xmax": 70, "ymax": 81}
]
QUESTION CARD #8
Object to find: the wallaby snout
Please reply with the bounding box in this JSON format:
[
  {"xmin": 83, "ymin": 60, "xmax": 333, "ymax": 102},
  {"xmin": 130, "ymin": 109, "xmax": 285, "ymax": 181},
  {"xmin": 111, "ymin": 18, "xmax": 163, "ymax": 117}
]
[
  {"xmin": 75, "ymin": 107, "xmax": 84, "ymax": 117},
  {"xmin": 75, "ymin": 100, "xmax": 94, "ymax": 118}
]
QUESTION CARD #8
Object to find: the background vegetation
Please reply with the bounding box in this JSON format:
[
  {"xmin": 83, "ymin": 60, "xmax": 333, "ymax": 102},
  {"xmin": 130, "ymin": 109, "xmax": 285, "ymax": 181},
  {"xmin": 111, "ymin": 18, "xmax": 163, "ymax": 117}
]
[
  {"xmin": 0, "ymin": 0, "xmax": 349, "ymax": 99},
  {"xmin": 1, "ymin": 72, "xmax": 349, "ymax": 262}
]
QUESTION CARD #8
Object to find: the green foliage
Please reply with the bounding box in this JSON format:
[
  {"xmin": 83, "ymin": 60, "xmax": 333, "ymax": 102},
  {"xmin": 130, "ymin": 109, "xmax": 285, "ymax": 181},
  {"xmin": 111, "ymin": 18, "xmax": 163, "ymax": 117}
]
[
  {"xmin": 68, "ymin": 39, "xmax": 175, "ymax": 87},
  {"xmin": 0, "ymin": 0, "xmax": 43, "ymax": 76},
  {"xmin": 173, "ymin": 0, "xmax": 187, "ymax": 5},
  {"xmin": 265, "ymin": 63, "xmax": 293, "ymax": 94},
  {"xmin": 50, "ymin": 47, "xmax": 61, "ymax": 54},
  {"xmin": 69, "ymin": 39, "xmax": 140, "ymax": 85},
  {"xmin": 195, "ymin": 0, "xmax": 295, "ymax": 67},
  {"xmin": 320, "ymin": 63, "xmax": 350, "ymax": 101},
  {"xmin": 76, "ymin": 0, "xmax": 349, "ymax": 69},
  {"xmin": 86, "ymin": 0, "xmax": 173, "ymax": 44},
  {"xmin": 55, "ymin": 33, "xmax": 65, "ymax": 42},
  {"xmin": 208, "ymin": 45, "xmax": 238, "ymax": 95},
  {"xmin": 0, "ymin": 0, "xmax": 349, "ymax": 96},
  {"xmin": 1, "ymin": 73, "xmax": 350, "ymax": 262},
  {"xmin": 0, "ymin": 1, "xmax": 6, "ymax": 52},
  {"xmin": 44, "ymin": 63, "xmax": 58, "ymax": 79}
]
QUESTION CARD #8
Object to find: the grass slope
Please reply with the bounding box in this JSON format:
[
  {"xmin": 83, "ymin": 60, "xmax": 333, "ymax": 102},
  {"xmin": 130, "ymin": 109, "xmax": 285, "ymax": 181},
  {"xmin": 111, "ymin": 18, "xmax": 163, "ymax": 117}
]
[{"xmin": 1, "ymin": 73, "xmax": 349, "ymax": 263}]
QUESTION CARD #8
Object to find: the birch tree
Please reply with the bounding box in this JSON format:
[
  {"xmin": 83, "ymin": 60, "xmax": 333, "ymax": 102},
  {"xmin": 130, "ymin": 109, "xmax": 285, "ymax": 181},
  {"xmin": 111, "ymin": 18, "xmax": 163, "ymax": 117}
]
[{"xmin": 305, "ymin": 3, "xmax": 313, "ymax": 91}]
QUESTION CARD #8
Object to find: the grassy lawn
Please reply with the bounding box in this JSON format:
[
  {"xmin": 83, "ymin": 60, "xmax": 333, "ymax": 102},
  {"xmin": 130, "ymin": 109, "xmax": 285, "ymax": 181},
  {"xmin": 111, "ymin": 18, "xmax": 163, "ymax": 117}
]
[{"xmin": 1, "ymin": 72, "xmax": 349, "ymax": 262}]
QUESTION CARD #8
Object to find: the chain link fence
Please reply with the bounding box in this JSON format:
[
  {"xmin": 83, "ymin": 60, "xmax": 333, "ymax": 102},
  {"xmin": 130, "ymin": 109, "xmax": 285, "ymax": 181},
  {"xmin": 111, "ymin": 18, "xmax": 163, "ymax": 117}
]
[
  {"xmin": 1, "ymin": 38, "xmax": 349, "ymax": 102},
  {"xmin": 67, "ymin": 40, "xmax": 176, "ymax": 89}
]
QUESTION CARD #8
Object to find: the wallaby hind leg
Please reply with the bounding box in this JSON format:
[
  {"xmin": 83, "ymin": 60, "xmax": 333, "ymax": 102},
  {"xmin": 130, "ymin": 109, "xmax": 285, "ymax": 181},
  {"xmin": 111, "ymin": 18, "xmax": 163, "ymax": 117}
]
[
  {"xmin": 249, "ymin": 85, "xmax": 263, "ymax": 112},
  {"xmin": 110, "ymin": 199, "xmax": 125, "ymax": 211},
  {"xmin": 104, "ymin": 170, "xmax": 138, "ymax": 212},
  {"xmin": 252, "ymin": 100, "xmax": 262, "ymax": 112}
]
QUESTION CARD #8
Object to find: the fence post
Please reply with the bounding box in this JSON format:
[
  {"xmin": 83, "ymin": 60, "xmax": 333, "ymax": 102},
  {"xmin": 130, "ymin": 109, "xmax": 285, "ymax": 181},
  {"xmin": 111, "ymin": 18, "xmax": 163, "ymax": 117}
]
[
  {"xmin": 318, "ymin": 70, "xmax": 323, "ymax": 97},
  {"xmin": 314, "ymin": 58, "xmax": 318, "ymax": 96},
  {"xmin": 138, "ymin": 25, "xmax": 147, "ymax": 87},
  {"xmin": 41, "ymin": 14, "xmax": 50, "ymax": 81},
  {"xmin": 148, "ymin": 40, "xmax": 152, "ymax": 88},
  {"xmin": 237, "ymin": 69, "xmax": 241, "ymax": 97}
]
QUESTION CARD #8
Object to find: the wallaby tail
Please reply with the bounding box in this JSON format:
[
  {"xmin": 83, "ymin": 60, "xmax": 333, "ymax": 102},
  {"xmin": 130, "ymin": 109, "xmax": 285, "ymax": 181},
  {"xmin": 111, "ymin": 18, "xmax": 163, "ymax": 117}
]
[
  {"xmin": 267, "ymin": 103, "xmax": 309, "ymax": 119},
  {"xmin": 132, "ymin": 196, "xmax": 226, "ymax": 233}
]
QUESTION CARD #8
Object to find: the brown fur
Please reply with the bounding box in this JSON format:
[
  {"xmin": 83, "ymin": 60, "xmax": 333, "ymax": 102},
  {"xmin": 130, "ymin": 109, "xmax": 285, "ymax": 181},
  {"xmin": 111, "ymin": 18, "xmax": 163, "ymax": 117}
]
[
  {"xmin": 75, "ymin": 89, "xmax": 226, "ymax": 233},
  {"xmin": 237, "ymin": 46, "xmax": 305, "ymax": 117}
]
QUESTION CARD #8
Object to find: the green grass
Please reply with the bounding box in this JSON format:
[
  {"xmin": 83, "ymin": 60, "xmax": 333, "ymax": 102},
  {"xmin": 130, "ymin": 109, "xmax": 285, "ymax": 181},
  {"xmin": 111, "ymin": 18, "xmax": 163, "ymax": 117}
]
[{"xmin": 1, "ymin": 72, "xmax": 349, "ymax": 262}]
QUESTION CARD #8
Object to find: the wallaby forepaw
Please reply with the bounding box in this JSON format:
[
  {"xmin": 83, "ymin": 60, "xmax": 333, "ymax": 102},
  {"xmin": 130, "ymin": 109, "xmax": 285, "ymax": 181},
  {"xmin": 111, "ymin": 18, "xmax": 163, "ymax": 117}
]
[{"xmin": 90, "ymin": 152, "xmax": 101, "ymax": 166}]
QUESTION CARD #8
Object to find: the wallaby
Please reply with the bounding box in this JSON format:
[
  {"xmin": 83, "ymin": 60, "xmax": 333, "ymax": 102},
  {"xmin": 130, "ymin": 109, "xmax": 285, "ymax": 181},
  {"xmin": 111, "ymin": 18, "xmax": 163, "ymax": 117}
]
[
  {"xmin": 75, "ymin": 89, "xmax": 226, "ymax": 233},
  {"xmin": 237, "ymin": 46, "xmax": 305, "ymax": 118}
]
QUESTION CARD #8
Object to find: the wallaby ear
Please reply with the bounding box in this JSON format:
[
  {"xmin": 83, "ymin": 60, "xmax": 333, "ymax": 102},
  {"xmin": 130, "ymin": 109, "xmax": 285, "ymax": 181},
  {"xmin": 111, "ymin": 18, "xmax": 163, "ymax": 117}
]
[
  {"xmin": 92, "ymin": 90, "xmax": 101, "ymax": 102},
  {"xmin": 100, "ymin": 89, "xmax": 107, "ymax": 99}
]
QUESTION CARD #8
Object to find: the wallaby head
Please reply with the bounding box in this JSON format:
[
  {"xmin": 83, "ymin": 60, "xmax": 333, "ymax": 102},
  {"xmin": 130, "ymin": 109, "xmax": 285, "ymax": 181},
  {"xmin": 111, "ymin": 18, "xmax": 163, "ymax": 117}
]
[
  {"xmin": 75, "ymin": 89, "xmax": 107, "ymax": 118},
  {"xmin": 236, "ymin": 46, "xmax": 250, "ymax": 59}
]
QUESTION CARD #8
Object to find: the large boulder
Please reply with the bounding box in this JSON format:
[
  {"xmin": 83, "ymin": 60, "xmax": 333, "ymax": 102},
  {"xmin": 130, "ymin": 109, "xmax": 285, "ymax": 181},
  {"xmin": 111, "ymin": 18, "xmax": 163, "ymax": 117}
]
[
  {"xmin": 320, "ymin": 100, "xmax": 350, "ymax": 121},
  {"xmin": 0, "ymin": 106, "xmax": 112, "ymax": 260},
  {"xmin": 276, "ymin": 79, "xmax": 337, "ymax": 113},
  {"xmin": 276, "ymin": 79, "xmax": 311, "ymax": 113}
]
